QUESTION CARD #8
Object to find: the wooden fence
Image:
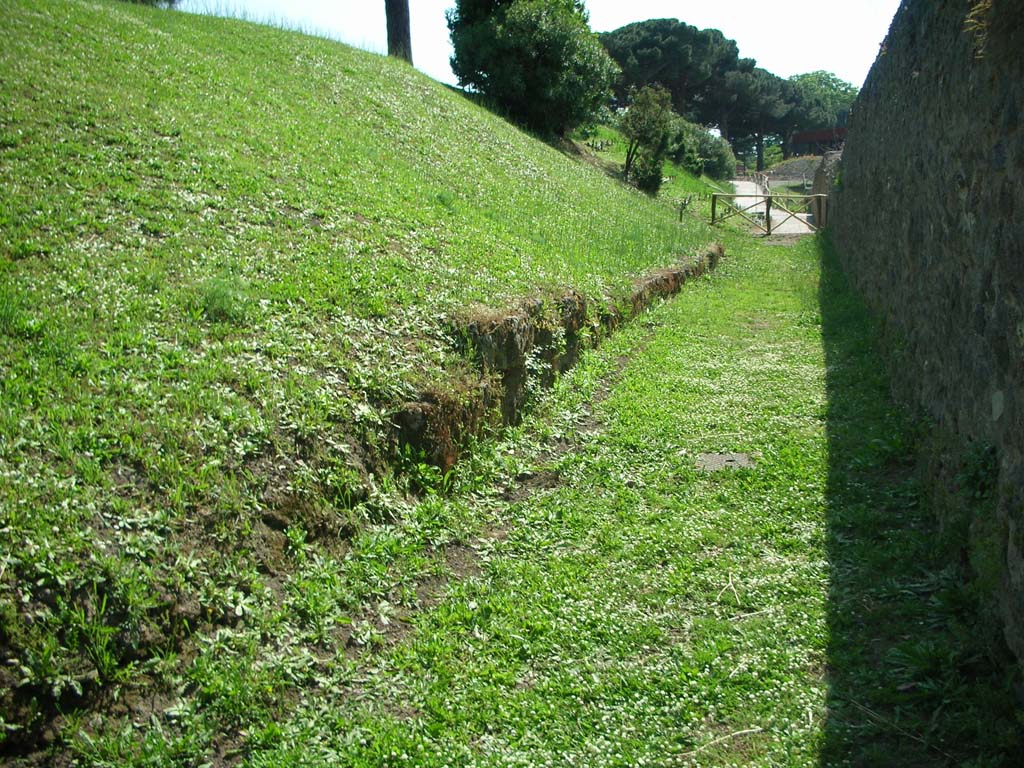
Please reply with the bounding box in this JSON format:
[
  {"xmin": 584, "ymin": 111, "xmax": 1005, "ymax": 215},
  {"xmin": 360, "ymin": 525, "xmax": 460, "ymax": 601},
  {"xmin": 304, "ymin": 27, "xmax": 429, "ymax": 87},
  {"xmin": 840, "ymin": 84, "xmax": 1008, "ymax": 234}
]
[{"xmin": 710, "ymin": 193, "xmax": 828, "ymax": 235}]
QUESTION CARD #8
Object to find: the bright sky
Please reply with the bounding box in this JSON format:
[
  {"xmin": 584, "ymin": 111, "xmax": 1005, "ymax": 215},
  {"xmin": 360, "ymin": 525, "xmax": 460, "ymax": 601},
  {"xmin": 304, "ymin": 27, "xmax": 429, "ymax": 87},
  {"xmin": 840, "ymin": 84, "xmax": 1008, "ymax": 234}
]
[{"xmin": 177, "ymin": 0, "xmax": 903, "ymax": 90}]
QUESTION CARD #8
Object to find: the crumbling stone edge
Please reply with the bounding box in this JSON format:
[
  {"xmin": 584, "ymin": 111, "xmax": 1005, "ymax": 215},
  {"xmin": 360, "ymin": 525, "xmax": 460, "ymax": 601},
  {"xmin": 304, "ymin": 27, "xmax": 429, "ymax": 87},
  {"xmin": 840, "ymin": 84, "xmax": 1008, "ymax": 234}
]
[{"xmin": 392, "ymin": 243, "xmax": 725, "ymax": 471}]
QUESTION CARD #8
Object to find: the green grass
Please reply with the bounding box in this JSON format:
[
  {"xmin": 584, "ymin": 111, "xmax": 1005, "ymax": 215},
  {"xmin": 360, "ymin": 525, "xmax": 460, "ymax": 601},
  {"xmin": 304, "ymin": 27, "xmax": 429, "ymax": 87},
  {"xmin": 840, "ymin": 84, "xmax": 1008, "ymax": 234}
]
[
  {"xmin": 51, "ymin": 233, "xmax": 1019, "ymax": 765},
  {"xmin": 816, "ymin": 238, "xmax": 1023, "ymax": 766},
  {"xmin": 3, "ymin": 1, "xmax": 1018, "ymax": 763},
  {"xmin": 0, "ymin": 0, "xmax": 724, "ymax": 750}
]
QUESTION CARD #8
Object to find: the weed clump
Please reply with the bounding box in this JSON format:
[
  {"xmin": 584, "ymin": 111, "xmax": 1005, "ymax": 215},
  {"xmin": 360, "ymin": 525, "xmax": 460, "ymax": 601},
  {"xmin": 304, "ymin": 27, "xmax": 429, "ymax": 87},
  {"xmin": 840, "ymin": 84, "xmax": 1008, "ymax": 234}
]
[{"xmin": 194, "ymin": 277, "xmax": 250, "ymax": 325}]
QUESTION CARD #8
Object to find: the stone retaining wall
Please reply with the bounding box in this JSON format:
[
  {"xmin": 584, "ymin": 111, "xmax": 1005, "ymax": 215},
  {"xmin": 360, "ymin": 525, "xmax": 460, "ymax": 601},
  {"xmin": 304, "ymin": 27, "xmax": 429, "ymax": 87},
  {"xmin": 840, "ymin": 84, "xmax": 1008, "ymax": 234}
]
[
  {"xmin": 394, "ymin": 243, "xmax": 724, "ymax": 470},
  {"xmin": 831, "ymin": 0, "xmax": 1024, "ymax": 666}
]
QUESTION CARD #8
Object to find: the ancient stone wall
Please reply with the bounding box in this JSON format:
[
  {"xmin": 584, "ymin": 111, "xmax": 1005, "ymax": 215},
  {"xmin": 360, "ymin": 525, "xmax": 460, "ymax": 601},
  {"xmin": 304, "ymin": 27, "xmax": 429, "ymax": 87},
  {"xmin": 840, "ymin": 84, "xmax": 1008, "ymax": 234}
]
[
  {"xmin": 831, "ymin": 0, "xmax": 1024, "ymax": 665},
  {"xmin": 393, "ymin": 244, "xmax": 724, "ymax": 471}
]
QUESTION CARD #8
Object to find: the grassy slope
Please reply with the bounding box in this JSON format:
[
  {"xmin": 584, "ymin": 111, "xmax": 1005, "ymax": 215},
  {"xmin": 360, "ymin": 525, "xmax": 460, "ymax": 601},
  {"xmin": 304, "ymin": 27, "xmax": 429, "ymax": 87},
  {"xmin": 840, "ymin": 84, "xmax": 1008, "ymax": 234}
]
[
  {"xmin": 577, "ymin": 124, "xmax": 731, "ymax": 220},
  {"xmin": 48, "ymin": 231, "xmax": 1020, "ymax": 765},
  {"xmin": 2, "ymin": 3, "xmax": 1017, "ymax": 759},
  {"xmin": 0, "ymin": 0, "xmax": 727, "ymax": 755}
]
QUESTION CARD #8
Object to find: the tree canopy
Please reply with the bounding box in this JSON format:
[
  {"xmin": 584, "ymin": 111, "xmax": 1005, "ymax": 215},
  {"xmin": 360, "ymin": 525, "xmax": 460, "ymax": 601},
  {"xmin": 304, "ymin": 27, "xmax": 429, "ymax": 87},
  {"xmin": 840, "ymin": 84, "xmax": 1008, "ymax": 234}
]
[
  {"xmin": 448, "ymin": 0, "xmax": 619, "ymax": 136},
  {"xmin": 788, "ymin": 70, "xmax": 859, "ymax": 129},
  {"xmin": 726, "ymin": 67, "xmax": 792, "ymax": 170},
  {"xmin": 600, "ymin": 18, "xmax": 858, "ymax": 169},
  {"xmin": 600, "ymin": 20, "xmax": 746, "ymax": 126}
]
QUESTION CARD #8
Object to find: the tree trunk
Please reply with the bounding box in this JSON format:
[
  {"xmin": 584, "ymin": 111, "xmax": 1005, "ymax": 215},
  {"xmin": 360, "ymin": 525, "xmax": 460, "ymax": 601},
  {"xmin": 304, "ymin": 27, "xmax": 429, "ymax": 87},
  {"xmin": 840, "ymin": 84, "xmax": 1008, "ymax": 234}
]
[
  {"xmin": 756, "ymin": 132, "xmax": 765, "ymax": 171},
  {"xmin": 719, "ymin": 112, "xmax": 729, "ymax": 142},
  {"xmin": 385, "ymin": 0, "xmax": 412, "ymax": 64},
  {"xmin": 624, "ymin": 139, "xmax": 640, "ymax": 179}
]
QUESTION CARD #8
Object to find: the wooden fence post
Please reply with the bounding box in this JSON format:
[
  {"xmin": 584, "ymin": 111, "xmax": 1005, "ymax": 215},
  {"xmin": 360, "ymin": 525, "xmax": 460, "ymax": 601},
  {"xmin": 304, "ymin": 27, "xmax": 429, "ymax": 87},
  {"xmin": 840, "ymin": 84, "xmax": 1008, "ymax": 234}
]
[
  {"xmin": 711, "ymin": 194, "xmax": 718, "ymax": 225},
  {"xmin": 765, "ymin": 195, "xmax": 773, "ymax": 235}
]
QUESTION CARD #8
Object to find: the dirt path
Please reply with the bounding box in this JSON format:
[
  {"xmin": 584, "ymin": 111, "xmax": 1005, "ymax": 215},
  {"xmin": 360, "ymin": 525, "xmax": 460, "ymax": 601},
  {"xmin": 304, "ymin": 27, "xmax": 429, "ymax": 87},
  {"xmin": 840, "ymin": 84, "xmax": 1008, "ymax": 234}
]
[{"xmin": 731, "ymin": 179, "xmax": 815, "ymax": 234}]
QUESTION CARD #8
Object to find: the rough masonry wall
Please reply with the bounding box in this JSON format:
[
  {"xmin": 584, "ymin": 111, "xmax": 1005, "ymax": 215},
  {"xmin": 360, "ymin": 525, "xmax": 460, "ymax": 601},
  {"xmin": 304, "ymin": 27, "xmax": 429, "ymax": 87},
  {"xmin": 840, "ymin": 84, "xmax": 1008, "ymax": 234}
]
[{"xmin": 832, "ymin": 0, "xmax": 1024, "ymax": 665}]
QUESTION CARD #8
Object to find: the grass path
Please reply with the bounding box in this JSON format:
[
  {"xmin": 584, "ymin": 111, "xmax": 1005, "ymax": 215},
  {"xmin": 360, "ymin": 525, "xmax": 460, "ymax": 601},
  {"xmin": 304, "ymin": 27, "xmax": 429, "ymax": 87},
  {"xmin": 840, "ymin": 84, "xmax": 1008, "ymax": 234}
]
[{"xmin": 69, "ymin": 235, "xmax": 1020, "ymax": 766}]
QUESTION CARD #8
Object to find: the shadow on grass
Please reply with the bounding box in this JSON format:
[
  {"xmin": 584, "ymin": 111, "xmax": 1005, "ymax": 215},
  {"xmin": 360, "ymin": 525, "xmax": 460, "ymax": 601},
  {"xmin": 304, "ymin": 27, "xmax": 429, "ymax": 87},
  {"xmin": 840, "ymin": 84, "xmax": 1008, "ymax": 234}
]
[{"xmin": 817, "ymin": 236, "xmax": 1022, "ymax": 767}]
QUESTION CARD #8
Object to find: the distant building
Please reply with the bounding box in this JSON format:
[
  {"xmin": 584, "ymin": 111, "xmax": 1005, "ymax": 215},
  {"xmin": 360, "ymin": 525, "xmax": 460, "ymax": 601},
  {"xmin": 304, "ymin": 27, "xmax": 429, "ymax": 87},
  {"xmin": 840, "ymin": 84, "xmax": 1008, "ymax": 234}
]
[{"xmin": 789, "ymin": 127, "xmax": 847, "ymax": 156}]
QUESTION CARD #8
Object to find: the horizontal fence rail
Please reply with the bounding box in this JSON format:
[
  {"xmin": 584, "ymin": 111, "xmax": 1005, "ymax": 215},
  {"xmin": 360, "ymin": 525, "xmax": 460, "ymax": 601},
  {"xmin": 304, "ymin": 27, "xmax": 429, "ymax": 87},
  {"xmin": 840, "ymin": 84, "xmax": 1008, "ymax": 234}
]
[{"xmin": 711, "ymin": 193, "xmax": 828, "ymax": 235}]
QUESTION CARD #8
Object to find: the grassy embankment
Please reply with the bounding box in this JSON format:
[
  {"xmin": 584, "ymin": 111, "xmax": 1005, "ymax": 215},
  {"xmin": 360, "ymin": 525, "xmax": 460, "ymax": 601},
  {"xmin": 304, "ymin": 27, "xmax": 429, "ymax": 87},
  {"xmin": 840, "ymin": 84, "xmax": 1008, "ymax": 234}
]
[
  {"xmin": 5, "ymin": 2, "xmax": 1018, "ymax": 765},
  {"xmin": 764, "ymin": 156, "xmax": 821, "ymax": 198},
  {"xmin": 576, "ymin": 124, "xmax": 731, "ymax": 221},
  {"xmin": 19, "ymin": 217, "xmax": 1020, "ymax": 763},
  {"xmin": 132, "ymin": 235, "xmax": 1013, "ymax": 767},
  {"xmin": 0, "ymin": 0, "xmax": 725, "ymax": 756}
]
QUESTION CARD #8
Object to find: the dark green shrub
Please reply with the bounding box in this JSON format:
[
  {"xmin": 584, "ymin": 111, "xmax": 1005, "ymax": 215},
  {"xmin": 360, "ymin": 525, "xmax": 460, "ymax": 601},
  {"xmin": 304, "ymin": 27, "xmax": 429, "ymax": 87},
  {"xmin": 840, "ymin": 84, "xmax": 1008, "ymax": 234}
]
[
  {"xmin": 633, "ymin": 152, "xmax": 664, "ymax": 194},
  {"xmin": 618, "ymin": 85, "xmax": 682, "ymax": 194},
  {"xmin": 448, "ymin": 0, "xmax": 619, "ymax": 136},
  {"xmin": 669, "ymin": 117, "xmax": 736, "ymax": 180}
]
